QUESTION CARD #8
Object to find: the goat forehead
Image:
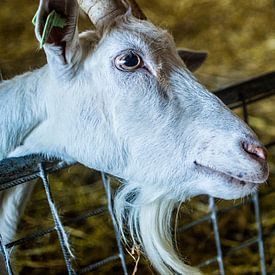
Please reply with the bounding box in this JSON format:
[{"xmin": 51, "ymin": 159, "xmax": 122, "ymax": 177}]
[{"xmin": 106, "ymin": 17, "xmax": 175, "ymax": 52}]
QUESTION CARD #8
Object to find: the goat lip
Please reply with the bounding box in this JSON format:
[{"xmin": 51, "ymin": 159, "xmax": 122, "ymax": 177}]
[{"xmin": 193, "ymin": 161, "xmax": 259, "ymax": 186}]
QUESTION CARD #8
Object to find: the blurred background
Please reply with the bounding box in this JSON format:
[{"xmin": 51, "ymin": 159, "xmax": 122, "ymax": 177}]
[{"xmin": 0, "ymin": 0, "xmax": 275, "ymax": 274}]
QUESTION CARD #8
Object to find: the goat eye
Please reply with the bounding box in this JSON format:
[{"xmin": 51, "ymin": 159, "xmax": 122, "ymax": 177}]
[{"xmin": 115, "ymin": 51, "xmax": 143, "ymax": 71}]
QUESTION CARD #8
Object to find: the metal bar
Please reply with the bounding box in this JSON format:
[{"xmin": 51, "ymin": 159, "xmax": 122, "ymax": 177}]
[
  {"xmin": 0, "ymin": 156, "xmax": 70, "ymax": 191},
  {"xmin": 209, "ymin": 196, "xmax": 225, "ymax": 275},
  {"xmin": 241, "ymin": 93, "xmax": 267, "ymax": 275},
  {"xmin": 178, "ymin": 197, "xmax": 253, "ymax": 233},
  {"xmin": 39, "ymin": 163, "xmax": 76, "ymax": 275},
  {"xmin": 0, "ymin": 234, "xmax": 13, "ymax": 275},
  {"xmin": 252, "ymin": 192, "xmax": 267, "ymax": 275},
  {"xmin": 198, "ymin": 238, "xmax": 258, "ymax": 269},
  {"xmin": 6, "ymin": 206, "xmax": 106, "ymax": 249},
  {"xmin": 177, "ymin": 213, "xmax": 211, "ymax": 232},
  {"xmin": 226, "ymin": 236, "xmax": 258, "ymax": 255},
  {"xmin": 200, "ymin": 225, "xmax": 275, "ymax": 267},
  {"xmin": 265, "ymin": 141, "xmax": 275, "ymax": 148},
  {"xmin": 78, "ymin": 254, "xmax": 120, "ymax": 273},
  {"xmin": 101, "ymin": 173, "xmax": 128, "ymax": 275},
  {"xmin": 214, "ymin": 71, "xmax": 275, "ymax": 109}
]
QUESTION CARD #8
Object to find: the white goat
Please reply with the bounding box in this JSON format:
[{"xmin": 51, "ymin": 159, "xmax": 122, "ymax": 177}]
[{"xmin": 0, "ymin": 0, "xmax": 269, "ymax": 274}]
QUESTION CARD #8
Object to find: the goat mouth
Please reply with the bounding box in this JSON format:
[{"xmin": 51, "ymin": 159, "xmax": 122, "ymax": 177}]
[{"xmin": 194, "ymin": 161, "xmax": 257, "ymax": 188}]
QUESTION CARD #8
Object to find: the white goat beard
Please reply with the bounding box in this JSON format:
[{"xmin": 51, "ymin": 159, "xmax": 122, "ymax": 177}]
[{"xmin": 114, "ymin": 183, "xmax": 201, "ymax": 275}]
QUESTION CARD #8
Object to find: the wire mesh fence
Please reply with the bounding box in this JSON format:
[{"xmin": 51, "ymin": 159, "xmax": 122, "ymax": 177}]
[{"xmin": 0, "ymin": 71, "xmax": 275, "ymax": 274}]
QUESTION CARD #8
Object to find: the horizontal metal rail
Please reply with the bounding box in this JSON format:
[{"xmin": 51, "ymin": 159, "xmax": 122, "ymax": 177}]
[{"xmin": 214, "ymin": 71, "xmax": 275, "ymax": 109}]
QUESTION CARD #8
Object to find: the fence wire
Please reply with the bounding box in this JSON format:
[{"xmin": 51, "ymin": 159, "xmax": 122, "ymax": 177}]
[{"xmin": 0, "ymin": 71, "xmax": 275, "ymax": 274}]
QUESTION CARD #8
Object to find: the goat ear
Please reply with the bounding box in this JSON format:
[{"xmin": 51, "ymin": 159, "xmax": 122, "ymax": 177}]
[
  {"xmin": 177, "ymin": 49, "xmax": 208, "ymax": 72},
  {"xmin": 34, "ymin": 0, "xmax": 80, "ymax": 71}
]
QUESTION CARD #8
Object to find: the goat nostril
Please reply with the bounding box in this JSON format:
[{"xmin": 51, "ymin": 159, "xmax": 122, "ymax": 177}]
[{"xmin": 242, "ymin": 142, "xmax": 268, "ymax": 161}]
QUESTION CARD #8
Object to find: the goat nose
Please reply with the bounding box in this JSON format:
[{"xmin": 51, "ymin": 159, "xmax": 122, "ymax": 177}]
[{"xmin": 242, "ymin": 142, "xmax": 268, "ymax": 161}]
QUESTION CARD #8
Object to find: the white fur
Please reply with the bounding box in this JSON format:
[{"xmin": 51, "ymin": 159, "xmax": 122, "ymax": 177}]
[{"xmin": 0, "ymin": 4, "xmax": 269, "ymax": 275}]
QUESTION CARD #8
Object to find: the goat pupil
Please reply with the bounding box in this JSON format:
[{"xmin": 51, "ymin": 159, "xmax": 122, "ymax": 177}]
[{"xmin": 124, "ymin": 53, "xmax": 139, "ymax": 67}]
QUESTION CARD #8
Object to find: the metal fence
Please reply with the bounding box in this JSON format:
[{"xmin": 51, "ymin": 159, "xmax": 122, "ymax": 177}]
[{"xmin": 0, "ymin": 71, "xmax": 275, "ymax": 274}]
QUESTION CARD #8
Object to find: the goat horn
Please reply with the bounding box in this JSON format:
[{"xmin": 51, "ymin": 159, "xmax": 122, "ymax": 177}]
[
  {"xmin": 77, "ymin": 0, "xmax": 126, "ymax": 29},
  {"xmin": 127, "ymin": 0, "xmax": 146, "ymax": 20},
  {"xmin": 77, "ymin": 0, "xmax": 146, "ymax": 29}
]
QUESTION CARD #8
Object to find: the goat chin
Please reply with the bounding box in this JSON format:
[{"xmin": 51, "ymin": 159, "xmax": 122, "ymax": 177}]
[{"xmin": 114, "ymin": 183, "xmax": 202, "ymax": 275}]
